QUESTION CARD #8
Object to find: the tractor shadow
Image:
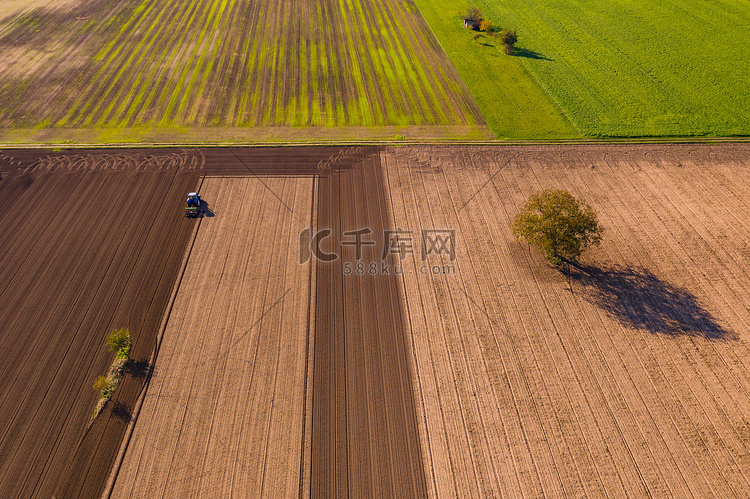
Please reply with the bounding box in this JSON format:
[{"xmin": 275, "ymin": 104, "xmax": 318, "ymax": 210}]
[
  {"xmin": 200, "ymin": 199, "xmax": 214, "ymax": 217},
  {"xmin": 569, "ymin": 263, "xmax": 733, "ymax": 340}
]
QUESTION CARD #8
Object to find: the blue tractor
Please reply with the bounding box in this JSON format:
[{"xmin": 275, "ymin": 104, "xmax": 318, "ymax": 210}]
[{"xmin": 185, "ymin": 192, "xmax": 202, "ymax": 217}]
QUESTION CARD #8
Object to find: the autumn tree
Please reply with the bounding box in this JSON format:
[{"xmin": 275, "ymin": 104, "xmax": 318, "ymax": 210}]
[
  {"xmin": 107, "ymin": 327, "xmax": 131, "ymax": 359},
  {"xmin": 512, "ymin": 189, "xmax": 603, "ymax": 268}
]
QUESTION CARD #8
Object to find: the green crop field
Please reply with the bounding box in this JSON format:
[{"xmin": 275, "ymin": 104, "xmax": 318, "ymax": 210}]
[
  {"xmin": 412, "ymin": 0, "xmax": 577, "ymax": 139},
  {"xmin": 468, "ymin": 0, "xmax": 750, "ymax": 137},
  {"xmin": 0, "ymin": 0, "xmax": 490, "ymax": 143}
]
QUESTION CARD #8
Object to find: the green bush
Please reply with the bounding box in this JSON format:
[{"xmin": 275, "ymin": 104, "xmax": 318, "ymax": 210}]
[
  {"xmin": 499, "ymin": 29, "xmax": 518, "ymax": 54},
  {"xmin": 93, "ymin": 375, "xmax": 112, "ymax": 398},
  {"xmin": 107, "ymin": 327, "xmax": 131, "ymax": 357},
  {"xmin": 513, "ymin": 189, "xmax": 603, "ymax": 268}
]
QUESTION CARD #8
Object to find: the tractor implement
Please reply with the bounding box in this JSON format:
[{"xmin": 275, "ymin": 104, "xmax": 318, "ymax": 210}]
[{"xmin": 185, "ymin": 192, "xmax": 202, "ymax": 217}]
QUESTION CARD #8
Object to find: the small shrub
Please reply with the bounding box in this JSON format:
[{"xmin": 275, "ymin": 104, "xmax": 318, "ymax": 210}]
[
  {"xmin": 473, "ymin": 33, "xmax": 482, "ymax": 40},
  {"xmin": 479, "ymin": 19, "xmax": 493, "ymax": 33},
  {"xmin": 94, "ymin": 376, "xmax": 116, "ymax": 400},
  {"xmin": 111, "ymin": 357, "xmax": 127, "ymax": 382},
  {"xmin": 91, "ymin": 330, "xmax": 132, "ymax": 421},
  {"xmin": 94, "ymin": 376, "xmax": 110, "ymax": 397},
  {"xmin": 499, "ymin": 29, "xmax": 518, "ymax": 54},
  {"xmin": 107, "ymin": 327, "xmax": 131, "ymax": 357}
]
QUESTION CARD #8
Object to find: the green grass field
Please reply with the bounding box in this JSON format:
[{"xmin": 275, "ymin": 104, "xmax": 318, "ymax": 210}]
[
  {"xmin": 0, "ymin": 0, "xmax": 490, "ymax": 141},
  {"xmin": 412, "ymin": 0, "xmax": 577, "ymax": 139},
  {"xmin": 469, "ymin": 0, "xmax": 750, "ymax": 137},
  {"xmin": 3, "ymin": 0, "xmax": 747, "ymax": 142}
]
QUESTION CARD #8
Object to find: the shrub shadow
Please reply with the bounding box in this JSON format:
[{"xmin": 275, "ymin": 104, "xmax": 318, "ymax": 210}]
[
  {"xmin": 111, "ymin": 401, "xmax": 132, "ymax": 423},
  {"xmin": 513, "ymin": 48, "xmax": 552, "ymax": 61},
  {"xmin": 570, "ymin": 263, "xmax": 733, "ymax": 340},
  {"xmin": 124, "ymin": 358, "xmax": 155, "ymax": 382}
]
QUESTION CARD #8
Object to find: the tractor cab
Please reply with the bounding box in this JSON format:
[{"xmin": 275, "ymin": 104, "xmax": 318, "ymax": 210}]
[{"xmin": 185, "ymin": 192, "xmax": 202, "ymax": 217}]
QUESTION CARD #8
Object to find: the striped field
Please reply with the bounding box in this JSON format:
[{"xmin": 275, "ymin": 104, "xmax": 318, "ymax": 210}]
[{"xmin": 0, "ymin": 0, "xmax": 489, "ymax": 141}]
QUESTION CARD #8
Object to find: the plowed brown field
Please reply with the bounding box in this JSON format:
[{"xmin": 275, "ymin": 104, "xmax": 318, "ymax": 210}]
[
  {"xmin": 383, "ymin": 143, "xmax": 750, "ymax": 497},
  {"xmin": 111, "ymin": 150, "xmax": 427, "ymax": 497},
  {"xmin": 19, "ymin": 144, "xmax": 750, "ymax": 498},
  {"xmin": 110, "ymin": 175, "xmax": 318, "ymax": 497},
  {"xmin": 0, "ymin": 150, "xmax": 200, "ymax": 498},
  {"xmin": 312, "ymin": 152, "xmax": 427, "ymax": 497}
]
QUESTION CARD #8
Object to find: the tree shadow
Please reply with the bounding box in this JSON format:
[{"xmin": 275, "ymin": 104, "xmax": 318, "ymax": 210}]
[
  {"xmin": 569, "ymin": 263, "xmax": 733, "ymax": 340},
  {"xmin": 513, "ymin": 48, "xmax": 553, "ymax": 61},
  {"xmin": 124, "ymin": 358, "xmax": 155, "ymax": 382},
  {"xmin": 111, "ymin": 401, "xmax": 132, "ymax": 423}
]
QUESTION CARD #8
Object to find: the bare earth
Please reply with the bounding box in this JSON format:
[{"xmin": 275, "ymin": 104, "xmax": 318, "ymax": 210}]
[
  {"xmin": 311, "ymin": 151, "xmax": 427, "ymax": 497},
  {"xmin": 112, "ymin": 149, "xmax": 427, "ymax": 497},
  {"xmin": 9, "ymin": 144, "xmax": 750, "ymax": 497},
  {"xmin": 111, "ymin": 174, "xmax": 317, "ymax": 497},
  {"xmin": 0, "ymin": 149, "xmax": 199, "ymax": 499},
  {"xmin": 383, "ymin": 143, "xmax": 750, "ymax": 497},
  {"xmin": 0, "ymin": 0, "xmax": 80, "ymax": 18}
]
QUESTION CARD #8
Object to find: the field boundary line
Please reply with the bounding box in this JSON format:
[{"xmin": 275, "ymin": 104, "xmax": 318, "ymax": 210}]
[
  {"xmin": 100, "ymin": 174, "xmax": 206, "ymax": 499},
  {"xmin": 299, "ymin": 175, "xmax": 318, "ymax": 498},
  {"xmin": 3, "ymin": 137, "xmax": 750, "ymax": 150}
]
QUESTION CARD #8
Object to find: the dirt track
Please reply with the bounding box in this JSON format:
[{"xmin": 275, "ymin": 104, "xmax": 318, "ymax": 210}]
[
  {"xmin": 383, "ymin": 143, "xmax": 750, "ymax": 496},
  {"xmin": 0, "ymin": 150, "xmax": 199, "ymax": 498}
]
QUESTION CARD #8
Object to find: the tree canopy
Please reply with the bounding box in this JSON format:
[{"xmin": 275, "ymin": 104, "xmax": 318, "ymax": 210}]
[
  {"xmin": 499, "ymin": 29, "xmax": 518, "ymax": 54},
  {"xmin": 107, "ymin": 327, "xmax": 131, "ymax": 357},
  {"xmin": 512, "ymin": 189, "xmax": 603, "ymax": 268},
  {"xmin": 464, "ymin": 7, "xmax": 483, "ymax": 21}
]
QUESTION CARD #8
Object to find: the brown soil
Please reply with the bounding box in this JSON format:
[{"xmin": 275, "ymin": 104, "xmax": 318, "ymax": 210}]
[
  {"xmin": 311, "ymin": 151, "xmax": 428, "ymax": 497},
  {"xmin": 110, "ymin": 174, "xmax": 318, "ymax": 497},
  {"xmin": 110, "ymin": 147, "xmax": 428, "ymax": 497},
  {"xmin": 200, "ymin": 145, "xmax": 379, "ymax": 176},
  {"xmin": 0, "ymin": 150, "xmax": 199, "ymax": 499},
  {"xmin": 383, "ymin": 143, "xmax": 750, "ymax": 497},
  {"xmin": 6, "ymin": 143, "xmax": 750, "ymax": 498}
]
